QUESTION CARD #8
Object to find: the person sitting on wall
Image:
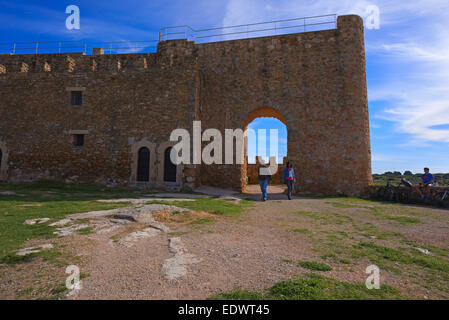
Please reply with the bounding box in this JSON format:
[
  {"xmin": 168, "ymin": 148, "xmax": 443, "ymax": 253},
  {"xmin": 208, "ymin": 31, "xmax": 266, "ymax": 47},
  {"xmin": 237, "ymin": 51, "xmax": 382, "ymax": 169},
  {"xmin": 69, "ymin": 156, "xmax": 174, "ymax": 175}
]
[
  {"xmin": 258, "ymin": 158, "xmax": 272, "ymax": 202},
  {"xmin": 415, "ymin": 167, "xmax": 435, "ymax": 201},
  {"xmin": 282, "ymin": 161, "xmax": 296, "ymax": 200}
]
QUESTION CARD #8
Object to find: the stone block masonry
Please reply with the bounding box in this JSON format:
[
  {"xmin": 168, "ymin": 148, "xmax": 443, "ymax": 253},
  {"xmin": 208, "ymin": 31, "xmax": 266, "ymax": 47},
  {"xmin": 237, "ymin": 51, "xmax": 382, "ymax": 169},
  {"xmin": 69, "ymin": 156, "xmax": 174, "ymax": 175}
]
[{"xmin": 0, "ymin": 15, "xmax": 373, "ymax": 196}]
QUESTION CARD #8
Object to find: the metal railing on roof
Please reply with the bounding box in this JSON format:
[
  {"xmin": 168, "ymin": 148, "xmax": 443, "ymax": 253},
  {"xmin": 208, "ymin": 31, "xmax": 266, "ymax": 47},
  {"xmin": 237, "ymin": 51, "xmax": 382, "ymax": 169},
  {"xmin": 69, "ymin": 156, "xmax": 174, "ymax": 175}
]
[
  {"xmin": 0, "ymin": 40, "xmax": 158, "ymax": 55},
  {"xmin": 159, "ymin": 14, "xmax": 337, "ymax": 42},
  {"xmin": 0, "ymin": 14, "xmax": 337, "ymax": 55}
]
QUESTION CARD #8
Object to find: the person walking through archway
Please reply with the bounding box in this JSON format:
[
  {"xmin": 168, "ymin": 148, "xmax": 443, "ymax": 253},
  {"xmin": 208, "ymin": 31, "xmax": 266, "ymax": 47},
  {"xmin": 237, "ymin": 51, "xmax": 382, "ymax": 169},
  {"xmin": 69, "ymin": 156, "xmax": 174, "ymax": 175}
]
[
  {"xmin": 258, "ymin": 160, "xmax": 272, "ymax": 201},
  {"xmin": 282, "ymin": 161, "xmax": 296, "ymax": 200}
]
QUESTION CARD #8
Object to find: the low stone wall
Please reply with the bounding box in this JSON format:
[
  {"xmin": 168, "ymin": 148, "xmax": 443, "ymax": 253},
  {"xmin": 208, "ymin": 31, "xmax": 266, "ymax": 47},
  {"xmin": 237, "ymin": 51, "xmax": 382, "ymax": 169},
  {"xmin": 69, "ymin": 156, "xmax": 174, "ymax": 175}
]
[{"xmin": 368, "ymin": 185, "xmax": 449, "ymax": 208}]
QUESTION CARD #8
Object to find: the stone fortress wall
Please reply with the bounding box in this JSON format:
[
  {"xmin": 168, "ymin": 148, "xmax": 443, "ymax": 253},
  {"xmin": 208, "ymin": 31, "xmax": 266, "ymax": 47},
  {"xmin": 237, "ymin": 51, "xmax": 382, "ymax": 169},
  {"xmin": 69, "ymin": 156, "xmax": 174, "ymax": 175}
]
[{"xmin": 0, "ymin": 15, "xmax": 372, "ymax": 196}]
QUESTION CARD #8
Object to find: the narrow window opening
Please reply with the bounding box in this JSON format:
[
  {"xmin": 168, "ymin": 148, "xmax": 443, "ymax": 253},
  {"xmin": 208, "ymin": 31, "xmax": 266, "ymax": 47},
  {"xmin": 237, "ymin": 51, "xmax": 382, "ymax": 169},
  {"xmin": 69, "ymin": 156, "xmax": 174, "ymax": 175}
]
[
  {"xmin": 73, "ymin": 134, "xmax": 84, "ymax": 147},
  {"xmin": 71, "ymin": 91, "xmax": 83, "ymax": 106}
]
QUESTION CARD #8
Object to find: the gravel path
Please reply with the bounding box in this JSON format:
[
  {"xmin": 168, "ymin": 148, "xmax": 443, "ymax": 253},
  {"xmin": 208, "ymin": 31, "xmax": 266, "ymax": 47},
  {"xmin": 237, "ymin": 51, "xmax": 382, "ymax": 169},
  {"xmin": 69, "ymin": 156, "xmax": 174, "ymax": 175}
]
[{"xmin": 68, "ymin": 197, "xmax": 310, "ymax": 299}]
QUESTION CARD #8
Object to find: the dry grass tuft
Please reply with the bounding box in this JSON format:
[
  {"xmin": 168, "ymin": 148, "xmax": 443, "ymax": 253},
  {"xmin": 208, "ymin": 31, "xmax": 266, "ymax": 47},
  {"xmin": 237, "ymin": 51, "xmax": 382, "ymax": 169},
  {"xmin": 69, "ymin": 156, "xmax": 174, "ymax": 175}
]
[{"xmin": 153, "ymin": 209, "xmax": 214, "ymax": 225}]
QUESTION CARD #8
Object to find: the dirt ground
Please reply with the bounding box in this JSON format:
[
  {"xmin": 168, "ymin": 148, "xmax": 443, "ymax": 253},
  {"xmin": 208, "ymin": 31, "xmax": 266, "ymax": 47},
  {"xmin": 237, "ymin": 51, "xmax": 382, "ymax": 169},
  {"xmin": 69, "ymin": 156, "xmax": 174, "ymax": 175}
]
[{"xmin": 1, "ymin": 185, "xmax": 448, "ymax": 300}]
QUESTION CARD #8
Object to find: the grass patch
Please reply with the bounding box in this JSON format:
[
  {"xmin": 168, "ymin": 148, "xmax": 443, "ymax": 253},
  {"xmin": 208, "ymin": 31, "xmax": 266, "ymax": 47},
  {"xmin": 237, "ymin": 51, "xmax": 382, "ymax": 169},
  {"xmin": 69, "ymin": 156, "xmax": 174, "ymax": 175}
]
[
  {"xmin": 337, "ymin": 231, "xmax": 349, "ymax": 238},
  {"xmin": 321, "ymin": 253, "xmax": 337, "ymax": 260},
  {"xmin": 400, "ymin": 241, "xmax": 449, "ymax": 258},
  {"xmin": 297, "ymin": 260, "xmax": 332, "ymax": 271},
  {"xmin": 168, "ymin": 231, "xmax": 188, "ymax": 237},
  {"xmin": 330, "ymin": 202, "xmax": 363, "ymax": 209},
  {"xmin": 325, "ymin": 197, "xmax": 380, "ymax": 203},
  {"xmin": 328, "ymin": 203, "xmax": 386, "ymax": 218},
  {"xmin": 210, "ymin": 273, "xmax": 404, "ymax": 300},
  {"xmin": 0, "ymin": 181, "xmax": 148, "ymax": 202},
  {"xmin": 146, "ymin": 198, "xmax": 254, "ymax": 216},
  {"xmin": 384, "ymin": 216, "xmax": 421, "ymax": 224},
  {"xmin": 292, "ymin": 228, "xmax": 310, "ymax": 234},
  {"xmin": 0, "ymin": 182, "xmax": 137, "ymax": 263},
  {"xmin": 16, "ymin": 287, "xmax": 34, "ymax": 299},
  {"xmin": 48, "ymin": 282, "xmax": 69, "ymax": 299},
  {"xmin": 328, "ymin": 201, "xmax": 422, "ymax": 225},
  {"xmin": 0, "ymin": 200, "xmax": 129, "ymax": 262},
  {"xmin": 77, "ymin": 226, "xmax": 93, "ymax": 235},
  {"xmin": 209, "ymin": 290, "xmax": 264, "ymax": 300},
  {"xmin": 190, "ymin": 218, "xmax": 213, "ymax": 225},
  {"xmin": 292, "ymin": 211, "xmax": 353, "ymax": 225},
  {"xmin": 0, "ymin": 247, "xmax": 69, "ymax": 266},
  {"xmin": 352, "ymin": 242, "xmax": 449, "ymax": 272},
  {"xmin": 292, "ymin": 211, "xmax": 323, "ymax": 220},
  {"xmin": 268, "ymin": 274, "xmax": 402, "ymax": 300},
  {"xmin": 339, "ymin": 258, "xmax": 351, "ymax": 264}
]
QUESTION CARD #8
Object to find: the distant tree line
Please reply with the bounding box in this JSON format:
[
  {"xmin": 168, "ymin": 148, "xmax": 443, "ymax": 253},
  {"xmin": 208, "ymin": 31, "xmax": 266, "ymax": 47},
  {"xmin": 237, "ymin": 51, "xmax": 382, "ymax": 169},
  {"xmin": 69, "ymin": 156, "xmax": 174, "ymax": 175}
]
[{"xmin": 373, "ymin": 171, "xmax": 449, "ymax": 187}]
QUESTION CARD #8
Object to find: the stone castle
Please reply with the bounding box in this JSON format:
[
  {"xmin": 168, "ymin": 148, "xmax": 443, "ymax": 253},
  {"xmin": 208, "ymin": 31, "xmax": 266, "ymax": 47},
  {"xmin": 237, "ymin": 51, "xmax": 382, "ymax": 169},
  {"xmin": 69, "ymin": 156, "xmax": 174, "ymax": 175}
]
[{"xmin": 0, "ymin": 15, "xmax": 373, "ymax": 196}]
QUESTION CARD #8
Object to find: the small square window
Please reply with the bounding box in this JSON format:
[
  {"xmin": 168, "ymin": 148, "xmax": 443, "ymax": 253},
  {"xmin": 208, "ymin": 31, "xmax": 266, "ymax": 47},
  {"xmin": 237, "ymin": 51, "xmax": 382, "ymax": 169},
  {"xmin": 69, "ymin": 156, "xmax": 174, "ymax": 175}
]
[
  {"xmin": 71, "ymin": 91, "xmax": 83, "ymax": 106},
  {"xmin": 73, "ymin": 134, "xmax": 84, "ymax": 147}
]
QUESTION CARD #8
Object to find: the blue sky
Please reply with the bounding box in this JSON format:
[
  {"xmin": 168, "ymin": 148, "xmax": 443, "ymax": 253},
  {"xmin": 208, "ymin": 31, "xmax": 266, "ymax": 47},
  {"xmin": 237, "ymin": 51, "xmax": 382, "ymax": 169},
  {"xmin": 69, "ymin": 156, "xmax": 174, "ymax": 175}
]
[
  {"xmin": 1, "ymin": 0, "xmax": 448, "ymax": 173},
  {"xmin": 247, "ymin": 118, "xmax": 287, "ymax": 164}
]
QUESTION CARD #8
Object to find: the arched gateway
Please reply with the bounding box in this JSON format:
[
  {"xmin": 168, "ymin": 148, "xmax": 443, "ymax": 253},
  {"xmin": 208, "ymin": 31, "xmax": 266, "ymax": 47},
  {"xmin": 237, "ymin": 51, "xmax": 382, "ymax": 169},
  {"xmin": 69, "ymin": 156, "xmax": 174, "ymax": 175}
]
[
  {"xmin": 241, "ymin": 106, "xmax": 288, "ymax": 191},
  {"xmin": 0, "ymin": 15, "xmax": 372, "ymax": 196}
]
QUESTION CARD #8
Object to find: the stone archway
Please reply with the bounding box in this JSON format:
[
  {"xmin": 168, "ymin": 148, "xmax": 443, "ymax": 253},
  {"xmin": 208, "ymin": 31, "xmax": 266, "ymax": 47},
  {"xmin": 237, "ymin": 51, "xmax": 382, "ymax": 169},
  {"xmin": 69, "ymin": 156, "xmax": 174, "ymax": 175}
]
[
  {"xmin": 157, "ymin": 141, "xmax": 183, "ymax": 185},
  {"xmin": 130, "ymin": 139, "xmax": 156, "ymax": 183},
  {"xmin": 241, "ymin": 106, "xmax": 288, "ymax": 192},
  {"xmin": 163, "ymin": 147, "xmax": 177, "ymax": 182},
  {"xmin": 137, "ymin": 147, "xmax": 151, "ymax": 182},
  {"xmin": 242, "ymin": 106, "xmax": 287, "ymax": 129}
]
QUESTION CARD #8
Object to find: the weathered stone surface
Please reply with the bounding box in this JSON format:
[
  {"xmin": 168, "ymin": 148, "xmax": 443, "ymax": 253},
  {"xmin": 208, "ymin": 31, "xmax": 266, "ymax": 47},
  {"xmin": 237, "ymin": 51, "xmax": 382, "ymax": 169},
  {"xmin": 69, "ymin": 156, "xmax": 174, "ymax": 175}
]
[
  {"xmin": 49, "ymin": 218, "xmax": 73, "ymax": 227},
  {"xmin": 0, "ymin": 15, "xmax": 372, "ymax": 196},
  {"xmin": 54, "ymin": 224, "xmax": 90, "ymax": 236},
  {"xmin": 162, "ymin": 237, "xmax": 200, "ymax": 280},
  {"xmin": 16, "ymin": 244, "xmax": 54, "ymax": 256},
  {"xmin": 118, "ymin": 227, "xmax": 160, "ymax": 248},
  {"xmin": 24, "ymin": 217, "xmax": 50, "ymax": 225}
]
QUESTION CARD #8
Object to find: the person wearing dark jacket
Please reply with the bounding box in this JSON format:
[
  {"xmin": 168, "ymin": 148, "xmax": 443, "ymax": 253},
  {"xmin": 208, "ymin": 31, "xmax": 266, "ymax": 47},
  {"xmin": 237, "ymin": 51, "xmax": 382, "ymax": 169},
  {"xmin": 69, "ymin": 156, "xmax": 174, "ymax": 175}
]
[
  {"xmin": 282, "ymin": 161, "xmax": 296, "ymax": 200},
  {"xmin": 258, "ymin": 163, "xmax": 272, "ymax": 201}
]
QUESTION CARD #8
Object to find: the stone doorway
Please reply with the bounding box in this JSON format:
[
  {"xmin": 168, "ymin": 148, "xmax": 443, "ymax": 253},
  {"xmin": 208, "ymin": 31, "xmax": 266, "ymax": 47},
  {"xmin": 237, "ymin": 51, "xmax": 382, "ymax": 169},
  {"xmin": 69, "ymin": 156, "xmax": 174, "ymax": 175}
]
[
  {"xmin": 0, "ymin": 142, "xmax": 8, "ymax": 182},
  {"xmin": 164, "ymin": 147, "xmax": 177, "ymax": 182},
  {"xmin": 137, "ymin": 147, "xmax": 150, "ymax": 182}
]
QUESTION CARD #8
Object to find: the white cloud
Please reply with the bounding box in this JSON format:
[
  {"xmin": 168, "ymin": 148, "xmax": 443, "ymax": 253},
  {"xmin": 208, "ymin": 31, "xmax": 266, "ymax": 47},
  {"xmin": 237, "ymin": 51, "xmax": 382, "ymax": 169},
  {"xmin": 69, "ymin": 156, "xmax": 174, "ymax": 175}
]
[
  {"xmin": 380, "ymin": 43, "xmax": 448, "ymax": 62},
  {"xmin": 219, "ymin": 0, "xmax": 449, "ymax": 146},
  {"xmin": 371, "ymin": 31, "xmax": 449, "ymax": 143},
  {"xmin": 221, "ymin": 0, "xmax": 371, "ymax": 27}
]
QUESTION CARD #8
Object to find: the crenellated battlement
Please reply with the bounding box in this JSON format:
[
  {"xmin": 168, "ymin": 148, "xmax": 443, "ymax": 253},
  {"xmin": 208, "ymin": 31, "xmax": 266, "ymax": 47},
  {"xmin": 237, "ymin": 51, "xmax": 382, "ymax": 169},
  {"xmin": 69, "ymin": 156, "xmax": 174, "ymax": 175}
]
[
  {"xmin": 0, "ymin": 14, "xmax": 362, "ymax": 76},
  {"xmin": 0, "ymin": 52, "xmax": 164, "ymax": 74},
  {"xmin": 0, "ymin": 39, "xmax": 201, "ymax": 74}
]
